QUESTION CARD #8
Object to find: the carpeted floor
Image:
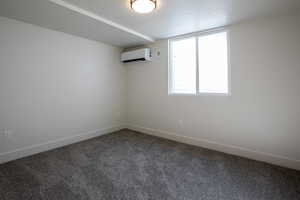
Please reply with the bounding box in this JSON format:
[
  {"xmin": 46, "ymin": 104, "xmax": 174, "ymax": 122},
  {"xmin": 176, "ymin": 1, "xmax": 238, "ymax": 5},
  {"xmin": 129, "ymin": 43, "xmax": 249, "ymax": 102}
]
[{"xmin": 0, "ymin": 129, "xmax": 299, "ymax": 200}]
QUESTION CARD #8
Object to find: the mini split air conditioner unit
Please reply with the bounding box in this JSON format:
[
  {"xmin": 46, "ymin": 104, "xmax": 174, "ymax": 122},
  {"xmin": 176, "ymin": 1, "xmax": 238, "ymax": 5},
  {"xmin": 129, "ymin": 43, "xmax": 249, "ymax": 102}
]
[{"xmin": 121, "ymin": 48, "xmax": 152, "ymax": 63}]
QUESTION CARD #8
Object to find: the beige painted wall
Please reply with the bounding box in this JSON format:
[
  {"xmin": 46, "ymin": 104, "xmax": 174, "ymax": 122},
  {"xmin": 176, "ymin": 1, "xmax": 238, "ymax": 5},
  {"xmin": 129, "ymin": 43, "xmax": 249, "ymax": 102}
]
[
  {"xmin": 127, "ymin": 14, "xmax": 300, "ymax": 168},
  {"xmin": 0, "ymin": 17, "xmax": 126, "ymax": 157}
]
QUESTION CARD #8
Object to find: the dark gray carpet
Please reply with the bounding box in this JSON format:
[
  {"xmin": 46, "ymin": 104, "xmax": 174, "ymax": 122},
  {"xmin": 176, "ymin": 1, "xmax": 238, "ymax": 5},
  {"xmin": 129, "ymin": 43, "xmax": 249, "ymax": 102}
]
[{"xmin": 0, "ymin": 129, "xmax": 299, "ymax": 200}]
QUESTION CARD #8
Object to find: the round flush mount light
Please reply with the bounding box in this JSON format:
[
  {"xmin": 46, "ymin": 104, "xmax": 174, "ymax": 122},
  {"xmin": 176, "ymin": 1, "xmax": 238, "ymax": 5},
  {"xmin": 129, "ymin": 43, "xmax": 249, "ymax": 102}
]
[{"xmin": 131, "ymin": 0, "xmax": 157, "ymax": 14}]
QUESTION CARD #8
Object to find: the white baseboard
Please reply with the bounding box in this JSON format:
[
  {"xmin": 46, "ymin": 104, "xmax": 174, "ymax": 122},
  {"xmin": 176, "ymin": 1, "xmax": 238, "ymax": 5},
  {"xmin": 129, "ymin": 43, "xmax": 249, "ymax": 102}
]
[
  {"xmin": 0, "ymin": 125, "xmax": 126, "ymax": 164},
  {"xmin": 127, "ymin": 124, "xmax": 300, "ymax": 171},
  {"xmin": 1, "ymin": 124, "xmax": 299, "ymax": 171}
]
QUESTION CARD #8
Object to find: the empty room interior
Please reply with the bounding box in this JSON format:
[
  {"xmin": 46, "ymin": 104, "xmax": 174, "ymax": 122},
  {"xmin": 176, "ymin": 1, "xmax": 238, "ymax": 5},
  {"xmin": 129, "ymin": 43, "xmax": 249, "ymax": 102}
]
[{"xmin": 1, "ymin": 0, "xmax": 300, "ymax": 199}]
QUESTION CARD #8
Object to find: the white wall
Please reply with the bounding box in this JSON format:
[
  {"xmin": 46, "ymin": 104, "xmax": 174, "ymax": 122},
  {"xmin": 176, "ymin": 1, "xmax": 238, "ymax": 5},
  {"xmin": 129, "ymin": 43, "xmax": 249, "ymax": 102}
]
[
  {"xmin": 1, "ymin": 14, "xmax": 300, "ymax": 170},
  {"xmin": 0, "ymin": 16, "xmax": 126, "ymax": 161},
  {"xmin": 127, "ymin": 14, "xmax": 300, "ymax": 169}
]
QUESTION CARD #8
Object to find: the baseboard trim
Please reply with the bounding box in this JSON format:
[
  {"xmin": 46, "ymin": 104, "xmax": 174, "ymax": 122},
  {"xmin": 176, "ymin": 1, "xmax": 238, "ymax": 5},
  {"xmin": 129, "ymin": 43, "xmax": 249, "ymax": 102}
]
[
  {"xmin": 2, "ymin": 124, "xmax": 299, "ymax": 170},
  {"xmin": 127, "ymin": 124, "xmax": 300, "ymax": 171},
  {"xmin": 0, "ymin": 125, "xmax": 126, "ymax": 164}
]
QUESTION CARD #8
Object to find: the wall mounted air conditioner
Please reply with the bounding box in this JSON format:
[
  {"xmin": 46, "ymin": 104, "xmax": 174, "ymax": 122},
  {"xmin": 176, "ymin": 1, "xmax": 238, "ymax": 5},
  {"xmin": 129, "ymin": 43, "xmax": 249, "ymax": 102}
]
[{"xmin": 121, "ymin": 48, "xmax": 151, "ymax": 63}]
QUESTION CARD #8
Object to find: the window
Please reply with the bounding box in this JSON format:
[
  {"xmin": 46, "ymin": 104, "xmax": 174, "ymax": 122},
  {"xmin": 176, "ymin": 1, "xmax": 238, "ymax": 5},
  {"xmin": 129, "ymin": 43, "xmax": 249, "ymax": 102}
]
[
  {"xmin": 170, "ymin": 37, "xmax": 197, "ymax": 94},
  {"xmin": 169, "ymin": 30, "xmax": 230, "ymax": 95}
]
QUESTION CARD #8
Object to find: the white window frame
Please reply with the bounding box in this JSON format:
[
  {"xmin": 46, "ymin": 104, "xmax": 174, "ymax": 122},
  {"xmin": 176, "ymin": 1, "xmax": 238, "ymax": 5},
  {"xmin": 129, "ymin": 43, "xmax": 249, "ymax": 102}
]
[{"xmin": 168, "ymin": 28, "xmax": 231, "ymax": 96}]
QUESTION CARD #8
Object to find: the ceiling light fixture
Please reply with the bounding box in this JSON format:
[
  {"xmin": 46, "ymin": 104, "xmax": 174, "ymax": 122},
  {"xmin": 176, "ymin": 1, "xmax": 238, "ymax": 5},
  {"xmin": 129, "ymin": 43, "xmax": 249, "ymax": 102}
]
[{"xmin": 131, "ymin": 0, "xmax": 157, "ymax": 14}]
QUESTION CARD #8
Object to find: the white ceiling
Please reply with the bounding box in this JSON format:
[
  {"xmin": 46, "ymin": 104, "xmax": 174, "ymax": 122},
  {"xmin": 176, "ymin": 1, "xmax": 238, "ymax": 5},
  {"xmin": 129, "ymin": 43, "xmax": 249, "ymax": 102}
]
[
  {"xmin": 1, "ymin": 0, "xmax": 300, "ymax": 47},
  {"xmin": 64, "ymin": 0, "xmax": 300, "ymax": 39},
  {"xmin": 0, "ymin": 0, "xmax": 153, "ymax": 47}
]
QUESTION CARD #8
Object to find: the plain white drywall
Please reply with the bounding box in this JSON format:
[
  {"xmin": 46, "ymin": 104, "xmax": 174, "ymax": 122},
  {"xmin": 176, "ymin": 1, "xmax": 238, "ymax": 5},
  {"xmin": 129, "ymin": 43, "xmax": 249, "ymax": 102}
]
[
  {"xmin": 0, "ymin": 16, "xmax": 126, "ymax": 157},
  {"xmin": 126, "ymin": 14, "xmax": 300, "ymax": 167},
  {"xmin": 1, "ymin": 13, "xmax": 300, "ymax": 170}
]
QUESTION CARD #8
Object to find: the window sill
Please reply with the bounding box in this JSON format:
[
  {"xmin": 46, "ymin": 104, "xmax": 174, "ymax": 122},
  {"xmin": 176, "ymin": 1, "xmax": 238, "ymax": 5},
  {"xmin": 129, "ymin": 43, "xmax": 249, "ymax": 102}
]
[{"xmin": 168, "ymin": 92, "xmax": 231, "ymax": 97}]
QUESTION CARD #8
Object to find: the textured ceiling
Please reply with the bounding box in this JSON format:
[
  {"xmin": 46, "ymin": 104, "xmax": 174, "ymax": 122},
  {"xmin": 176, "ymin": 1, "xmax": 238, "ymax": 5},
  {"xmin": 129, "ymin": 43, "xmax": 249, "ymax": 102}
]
[
  {"xmin": 1, "ymin": 0, "xmax": 300, "ymax": 47},
  {"xmin": 64, "ymin": 0, "xmax": 300, "ymax": 39},
  {"xmin": 0, "ymin": 0, "xmax": 152, "ymax": 47}
]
